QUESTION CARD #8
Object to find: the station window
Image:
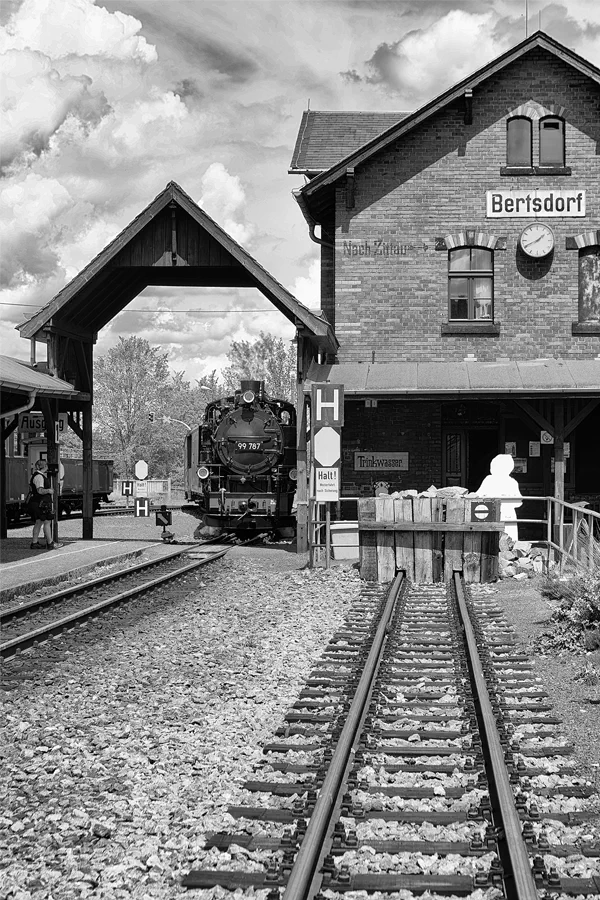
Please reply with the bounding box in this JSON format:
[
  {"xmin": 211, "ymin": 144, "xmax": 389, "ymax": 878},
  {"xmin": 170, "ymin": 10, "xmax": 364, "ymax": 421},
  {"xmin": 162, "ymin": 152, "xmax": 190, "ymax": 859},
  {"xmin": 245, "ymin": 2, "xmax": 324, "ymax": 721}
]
[
  {"xmin": 578, "ymin": 246, "xmax": 600, "ymax": 322},
  {"xmin": 507, "ymin": 117, "xmax": 532, "ymax": 167},
  {"xmin": 539, "ymin": 116, "xmax": 565, "ymax": 167},
  {"xmin": 448, "ymin": 248, "xmax": 493, "ymax": 321}
]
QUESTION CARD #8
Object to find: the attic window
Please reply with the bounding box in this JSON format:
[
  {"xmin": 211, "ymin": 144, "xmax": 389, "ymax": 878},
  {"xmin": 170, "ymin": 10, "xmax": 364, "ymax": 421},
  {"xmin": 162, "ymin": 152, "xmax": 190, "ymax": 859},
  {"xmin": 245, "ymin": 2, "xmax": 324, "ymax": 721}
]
[
  {"xmin": 507, "ymin": 117, "xmax": 532, "ymax": 167},
  {"xmin": 539, "ymin": 117, "xmax": 565, "ymax": 167}
]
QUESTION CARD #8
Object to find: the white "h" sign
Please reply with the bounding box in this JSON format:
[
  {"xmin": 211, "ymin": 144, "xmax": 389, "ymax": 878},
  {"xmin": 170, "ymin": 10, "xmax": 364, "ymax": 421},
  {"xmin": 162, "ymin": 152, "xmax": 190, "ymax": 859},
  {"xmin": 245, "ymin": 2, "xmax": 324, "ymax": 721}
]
[{"xmin": 312, "ymin": 383, "xmax": 344, "ymax": 426}]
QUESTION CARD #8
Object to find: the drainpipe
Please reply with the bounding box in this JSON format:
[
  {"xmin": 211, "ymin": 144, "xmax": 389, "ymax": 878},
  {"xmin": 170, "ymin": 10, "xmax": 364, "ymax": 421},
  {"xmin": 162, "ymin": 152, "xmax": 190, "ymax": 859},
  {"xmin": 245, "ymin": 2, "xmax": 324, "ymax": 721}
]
[
  {"xmin": 1, "ymin": 389, "xmax": 38, "ymax": 421},
  {"xmin": 293, "ymin": 190, "xmax": 334, "ymax": 248}
]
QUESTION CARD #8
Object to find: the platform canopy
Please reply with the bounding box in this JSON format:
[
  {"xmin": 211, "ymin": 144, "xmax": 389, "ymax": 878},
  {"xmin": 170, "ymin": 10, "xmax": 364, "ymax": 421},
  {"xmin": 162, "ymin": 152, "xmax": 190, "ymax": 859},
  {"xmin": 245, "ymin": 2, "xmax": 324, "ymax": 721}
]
[
  {"xmin": 18, "ymin": 180, "xmax": 337, "ymax": 359},
  {"xmin": 1, "ymin": 355, "xmax": 77, "ymax": 418},
  {"xmin": 304, "ymin": 359, "xmax": 600, "ymax": 397}
]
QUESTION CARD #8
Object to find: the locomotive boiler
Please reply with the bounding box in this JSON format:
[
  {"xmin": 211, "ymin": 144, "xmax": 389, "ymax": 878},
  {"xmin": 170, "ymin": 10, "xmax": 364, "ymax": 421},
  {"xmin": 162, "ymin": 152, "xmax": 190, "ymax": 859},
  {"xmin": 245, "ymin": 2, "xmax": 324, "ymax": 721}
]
[{"xmin": 184, "ymin": 380, "xmax": 297, "ymax": 535}]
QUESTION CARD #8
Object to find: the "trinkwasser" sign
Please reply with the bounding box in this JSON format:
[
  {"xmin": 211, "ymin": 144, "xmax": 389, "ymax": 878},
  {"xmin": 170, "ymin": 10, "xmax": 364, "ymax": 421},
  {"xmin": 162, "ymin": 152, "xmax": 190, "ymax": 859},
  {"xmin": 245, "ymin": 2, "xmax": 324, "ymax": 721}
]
[{"xmin": 486, "ymin": 189, "xmax": 585, "ymax": 218}]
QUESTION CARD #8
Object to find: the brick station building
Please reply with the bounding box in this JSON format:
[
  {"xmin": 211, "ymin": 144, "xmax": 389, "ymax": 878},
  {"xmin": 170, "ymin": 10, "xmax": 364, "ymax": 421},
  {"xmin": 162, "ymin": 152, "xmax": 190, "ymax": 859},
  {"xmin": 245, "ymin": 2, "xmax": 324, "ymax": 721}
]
[{"xmin": 290, "ymin": 32, "xmax": 600, "ymax": 517}]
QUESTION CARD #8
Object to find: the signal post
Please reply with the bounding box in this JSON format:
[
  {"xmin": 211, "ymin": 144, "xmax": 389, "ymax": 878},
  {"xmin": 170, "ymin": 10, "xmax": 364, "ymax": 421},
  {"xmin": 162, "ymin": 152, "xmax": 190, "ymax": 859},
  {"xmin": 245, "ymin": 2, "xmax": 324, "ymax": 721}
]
[{"xmin": 309, "ymin": 383, "xmax": 344, "ymax": 566}]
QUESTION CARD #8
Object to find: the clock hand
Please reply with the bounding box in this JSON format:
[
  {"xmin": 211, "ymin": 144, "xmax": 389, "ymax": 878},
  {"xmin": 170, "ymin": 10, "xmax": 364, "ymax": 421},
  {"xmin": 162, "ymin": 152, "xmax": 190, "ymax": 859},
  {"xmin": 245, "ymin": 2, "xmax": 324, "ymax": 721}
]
[{"xmin": 527, "ymin": 234, "xmax": 546, "ymax": 245}]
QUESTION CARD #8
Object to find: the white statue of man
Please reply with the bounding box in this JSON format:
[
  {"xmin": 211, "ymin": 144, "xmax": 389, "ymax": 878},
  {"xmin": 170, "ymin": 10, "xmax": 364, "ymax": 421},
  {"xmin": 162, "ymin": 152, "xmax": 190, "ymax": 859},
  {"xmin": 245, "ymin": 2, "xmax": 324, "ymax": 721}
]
[{"xmin": 477, "ymin": 454, "xmax": 522, "ymax": 541}]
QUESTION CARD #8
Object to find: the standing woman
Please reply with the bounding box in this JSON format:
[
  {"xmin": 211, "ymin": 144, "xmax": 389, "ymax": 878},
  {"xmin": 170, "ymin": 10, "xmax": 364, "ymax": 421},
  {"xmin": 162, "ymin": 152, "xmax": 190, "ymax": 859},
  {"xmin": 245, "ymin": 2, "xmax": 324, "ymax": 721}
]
[{"xmin": 29, "ymin": 460, "xmax": 62, "ymax": 550}]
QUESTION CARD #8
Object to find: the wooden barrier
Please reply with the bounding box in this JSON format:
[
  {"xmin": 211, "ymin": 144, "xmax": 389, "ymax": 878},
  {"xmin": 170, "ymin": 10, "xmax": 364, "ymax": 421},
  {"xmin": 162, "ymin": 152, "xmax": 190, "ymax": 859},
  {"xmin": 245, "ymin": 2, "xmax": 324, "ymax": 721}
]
[{"xmin": 358, "ymin": 497, "xmax": 502, "ymax": 583}]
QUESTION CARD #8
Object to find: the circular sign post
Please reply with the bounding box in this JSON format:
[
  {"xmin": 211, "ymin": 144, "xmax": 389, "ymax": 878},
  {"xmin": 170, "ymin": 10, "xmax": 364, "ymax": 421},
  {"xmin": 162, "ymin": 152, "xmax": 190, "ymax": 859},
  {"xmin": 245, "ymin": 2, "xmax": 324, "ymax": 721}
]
[{"xmin": 135, "ymin": 459, "xmax": 148, "ymax": 480}]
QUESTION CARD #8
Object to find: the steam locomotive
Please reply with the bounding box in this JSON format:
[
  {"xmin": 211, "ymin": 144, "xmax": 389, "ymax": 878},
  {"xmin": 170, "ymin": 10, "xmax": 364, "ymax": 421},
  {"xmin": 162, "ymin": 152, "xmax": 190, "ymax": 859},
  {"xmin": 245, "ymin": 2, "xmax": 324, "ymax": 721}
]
[{"xmin": 184, "ymin": 380, "xmax": 297, "ymax": 535}]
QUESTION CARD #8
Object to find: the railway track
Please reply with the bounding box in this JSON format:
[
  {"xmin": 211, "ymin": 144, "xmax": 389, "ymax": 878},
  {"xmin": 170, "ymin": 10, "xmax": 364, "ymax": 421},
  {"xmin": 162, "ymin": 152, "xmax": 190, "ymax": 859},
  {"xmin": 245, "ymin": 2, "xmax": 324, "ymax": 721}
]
[
  {"xmin": 183, "ymin": 572, "xmax": 600, "ymax": 899},
  {"xmin": 0, "ymin": 540, "xmax": 234, "ymax": 659}
]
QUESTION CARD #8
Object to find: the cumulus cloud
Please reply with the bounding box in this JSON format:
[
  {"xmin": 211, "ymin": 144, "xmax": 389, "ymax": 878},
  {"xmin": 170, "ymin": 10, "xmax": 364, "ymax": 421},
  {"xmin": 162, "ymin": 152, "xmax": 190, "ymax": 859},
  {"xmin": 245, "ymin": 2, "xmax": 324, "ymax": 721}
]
[
  {"xmin": 292, "ymin": 258, "xmax": 320, "ymax": 309},
  {"xmin": 0, "ymin": 0, "xmax": 156, "ymax": 61},
  {"xmin": 199, "ymin": 162, "xmax": 254, "ymax": 245},
  {"xmin": 1, "ymin": 50, "xmax": 109, "ymax": 169},
  {"xmin": 343, "ymin": 10, "xmax": 508, "ymax": 107}
]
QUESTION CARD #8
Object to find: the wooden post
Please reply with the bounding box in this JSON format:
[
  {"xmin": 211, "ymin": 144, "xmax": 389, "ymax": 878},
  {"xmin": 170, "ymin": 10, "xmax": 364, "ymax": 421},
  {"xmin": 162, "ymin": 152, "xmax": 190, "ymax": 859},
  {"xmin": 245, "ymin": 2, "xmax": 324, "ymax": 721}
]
[
  {"xmin": 554, "ymin": 399, "xmax": 565, "ymax": 550},
  {"xmin": 358, "ymin": 498, "xmax": 377, "ymax": 581},
  {"xmin": 444, "ymin": 498, "xmax": 465, "ymax": 580},
  {"xmin": 82, "ymin": 400, "xmax": 93, "ymax": 539},
  {"xmin": 325, "ymin": 502, "xmax": 331, "ymax": 571},
  {"xmin": 0, "ymin": 428, "xmax": 6, "ymax": 540},
  {"xmin": 431, "ymin": 497, "xmax": 443, "ymax": 582},
  {"xmin": 376, "ymin": 496, "xmax": 395, "ymax": 583},
  {"xmin": 413, "ymin": 497, "xmax": 433, "ymax": 583},
  {"xmin": 394, "ymin": 497, "xmax": 414, "ymax": 581},
  {"xmin": 40, "ymin": 398, "xmax": 59, "ymax": 542},
  {"xmin": 295, "ymin": 336, "xmax": 308, "ymax": 553}
]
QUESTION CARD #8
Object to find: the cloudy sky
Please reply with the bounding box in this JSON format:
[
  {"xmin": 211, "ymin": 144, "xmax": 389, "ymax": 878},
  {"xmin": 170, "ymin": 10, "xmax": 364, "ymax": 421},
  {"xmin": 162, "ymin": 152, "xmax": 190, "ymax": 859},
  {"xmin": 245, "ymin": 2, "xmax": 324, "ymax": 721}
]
[{"xmin": 1, "ymin": 0, "xmax": 599, "ymax": 382}]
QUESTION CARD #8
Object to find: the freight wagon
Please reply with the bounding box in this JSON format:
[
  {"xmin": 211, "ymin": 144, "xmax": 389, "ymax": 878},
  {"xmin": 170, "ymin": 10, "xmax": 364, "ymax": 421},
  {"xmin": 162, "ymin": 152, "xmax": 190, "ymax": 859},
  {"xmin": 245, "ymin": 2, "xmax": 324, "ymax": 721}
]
[{"xmin": 5, "ymin": 457, "xmax": 114, "ymax": 524}]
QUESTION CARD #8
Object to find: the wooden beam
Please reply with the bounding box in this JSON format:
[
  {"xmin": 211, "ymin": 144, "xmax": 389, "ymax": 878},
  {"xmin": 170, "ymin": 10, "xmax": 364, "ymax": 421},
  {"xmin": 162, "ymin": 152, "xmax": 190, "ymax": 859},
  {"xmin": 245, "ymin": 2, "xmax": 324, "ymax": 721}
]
[
  {"xmin": 68, "ymin": 412, "xmax": 84, "ymax": 441},
  {"xmin": 359, "ymin": 522, "xmax": 505, "ymax": 532},
  {"xmin": 464, "ymin": 89, "xmax": 473, "ymax": 124},
  {"xmin": 515, "ymin": 399, "xmax": 553, "ymax": 435},
  {"xmin": 346, "ymin": 168, "xmax": 355, "ymax": 209},
  {"xmin": 564, "ymin": 398, "xmax": 600, "ymax": 438}
]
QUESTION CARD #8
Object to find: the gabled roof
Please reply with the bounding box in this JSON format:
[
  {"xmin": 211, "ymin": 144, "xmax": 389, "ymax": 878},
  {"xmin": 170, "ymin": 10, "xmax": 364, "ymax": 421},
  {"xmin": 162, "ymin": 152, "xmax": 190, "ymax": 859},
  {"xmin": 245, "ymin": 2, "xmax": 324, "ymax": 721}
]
[
  {"xmin": 289, "ymin": 111, "xmax": 411, "ymax": 175},
  {"xmin": 0, "ymin": 356, "xmax": 77, "ymax": 397},
  {"xmin": 18, "ymin": 181, "xmax": 338, "ymax": 354},
  {"xmin": 297, "ymin": 32, "xmax": 600, "ymax": 213},
  {"xmin": 304, "ymin": 359, "xmax": 600, "ymax": 396}
]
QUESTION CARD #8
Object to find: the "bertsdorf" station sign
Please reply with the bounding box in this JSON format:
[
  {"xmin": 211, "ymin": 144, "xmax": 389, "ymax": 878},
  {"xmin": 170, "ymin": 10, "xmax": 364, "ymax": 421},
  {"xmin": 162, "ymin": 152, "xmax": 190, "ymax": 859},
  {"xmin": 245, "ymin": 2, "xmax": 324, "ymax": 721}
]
[{"xmin": 486, "ymin": 189, "xmax": 585, "ymax": 217}]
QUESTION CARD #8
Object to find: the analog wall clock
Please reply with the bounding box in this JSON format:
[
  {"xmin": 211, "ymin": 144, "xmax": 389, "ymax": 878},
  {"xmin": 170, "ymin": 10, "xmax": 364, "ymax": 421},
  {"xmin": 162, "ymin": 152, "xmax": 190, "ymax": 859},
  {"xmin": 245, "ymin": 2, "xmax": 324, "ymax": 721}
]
[{"xmin": 519, "ymin": 222, "xmax": 555, "ymax": 258}]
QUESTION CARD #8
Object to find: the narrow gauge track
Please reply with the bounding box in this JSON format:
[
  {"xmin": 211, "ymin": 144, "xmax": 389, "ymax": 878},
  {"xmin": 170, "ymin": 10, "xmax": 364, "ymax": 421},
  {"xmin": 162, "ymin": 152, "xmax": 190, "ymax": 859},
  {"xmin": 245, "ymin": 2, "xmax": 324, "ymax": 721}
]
[
  {"xmin": 0, "ymin": 540, "xmax": 234, "ymax": 660},
  {"xmin": 184, "ymin": 573, "xmax": 600, "ymax": 900},
  {"xmin": 7, "ymin": 504, "xmax": 181, "ymax": 528}
]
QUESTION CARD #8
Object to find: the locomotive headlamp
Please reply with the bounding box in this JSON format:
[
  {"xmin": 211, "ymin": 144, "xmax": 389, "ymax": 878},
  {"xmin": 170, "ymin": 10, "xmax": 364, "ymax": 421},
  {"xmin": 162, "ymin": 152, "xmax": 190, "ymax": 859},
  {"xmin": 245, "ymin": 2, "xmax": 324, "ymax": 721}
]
[
  {"xmin": 197, "ymin": 466, "xmax": 210, "ymax": 480},
  {"xmin": 289, "ymin": 468, "xmax": 298, "ymax": 481},
  {"xmin": 242, "ymin": 390, "xmax": 255, "ymax": 404},
  {"xmin": 238, "ymin": 500, "xmax": 248, "ymax": 512}
]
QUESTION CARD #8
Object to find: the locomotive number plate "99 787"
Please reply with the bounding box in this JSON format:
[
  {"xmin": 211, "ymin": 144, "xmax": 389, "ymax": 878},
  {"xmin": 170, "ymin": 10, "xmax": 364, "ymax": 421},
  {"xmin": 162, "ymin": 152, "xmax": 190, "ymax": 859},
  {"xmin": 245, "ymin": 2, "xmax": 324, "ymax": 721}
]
[{"xmin": 235, "ymin": 441, "xmax": 264, "ymax": 452}]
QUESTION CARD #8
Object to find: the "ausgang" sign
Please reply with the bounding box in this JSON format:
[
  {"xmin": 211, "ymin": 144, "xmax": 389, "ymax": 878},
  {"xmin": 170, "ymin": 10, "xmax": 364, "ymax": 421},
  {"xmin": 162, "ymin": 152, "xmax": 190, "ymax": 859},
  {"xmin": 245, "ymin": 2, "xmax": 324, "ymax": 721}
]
[{"xmin": 486, "ymin": 189, "xmax": 585, "ymax": 218}]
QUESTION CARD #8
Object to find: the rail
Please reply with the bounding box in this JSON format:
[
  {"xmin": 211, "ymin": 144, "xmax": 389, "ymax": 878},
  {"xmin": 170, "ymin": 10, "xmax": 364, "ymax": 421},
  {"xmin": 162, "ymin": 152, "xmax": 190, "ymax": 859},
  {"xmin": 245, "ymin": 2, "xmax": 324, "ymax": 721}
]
[{"xmin": 309, "ymin": 495, "xmax": 600, "ymax": 575}]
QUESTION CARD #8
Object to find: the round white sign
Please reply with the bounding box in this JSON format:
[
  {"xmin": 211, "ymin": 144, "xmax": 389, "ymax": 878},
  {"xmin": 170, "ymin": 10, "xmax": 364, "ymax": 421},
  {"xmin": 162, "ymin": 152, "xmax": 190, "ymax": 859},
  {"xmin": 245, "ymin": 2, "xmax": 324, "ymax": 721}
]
[{"xmin": 135, "ymin": 459, "xmax": 149, "ymax": 480}]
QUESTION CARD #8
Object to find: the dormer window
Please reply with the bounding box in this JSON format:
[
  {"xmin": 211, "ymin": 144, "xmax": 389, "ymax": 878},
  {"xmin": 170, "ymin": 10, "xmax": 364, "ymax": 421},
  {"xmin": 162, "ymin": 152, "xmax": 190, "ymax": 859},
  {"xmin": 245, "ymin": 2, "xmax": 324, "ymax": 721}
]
[
  {"xmin": 507, "ymin": 117, "xmax": 532, "ymax": 167},
  {"xmin": 539, "ymin": 116, "xmax": 565, "ymax": 167}
]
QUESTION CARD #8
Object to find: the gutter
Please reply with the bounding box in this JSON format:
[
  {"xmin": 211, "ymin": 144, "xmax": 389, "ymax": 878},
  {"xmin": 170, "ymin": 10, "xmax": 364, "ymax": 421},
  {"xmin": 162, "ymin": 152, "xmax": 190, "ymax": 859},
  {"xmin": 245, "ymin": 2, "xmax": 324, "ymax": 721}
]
[
  {"xmin": 1, "ymin": 389, "xmax": 38, "ymax": 421},
  {"xmin": 292, "ymin": 189, "xmax": 333, "ymax": 249}
]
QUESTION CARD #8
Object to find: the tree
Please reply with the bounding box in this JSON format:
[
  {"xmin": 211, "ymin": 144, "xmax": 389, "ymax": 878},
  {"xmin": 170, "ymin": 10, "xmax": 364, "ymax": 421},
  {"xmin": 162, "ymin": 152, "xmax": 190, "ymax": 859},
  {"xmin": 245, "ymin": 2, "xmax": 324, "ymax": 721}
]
[
  {"xmin": 222, "ymin": 332, "xmax": 296, "ymax": 400},
  {"xmin": 93, "ymin": 337, "xmax": 174, "ymax": 478}
]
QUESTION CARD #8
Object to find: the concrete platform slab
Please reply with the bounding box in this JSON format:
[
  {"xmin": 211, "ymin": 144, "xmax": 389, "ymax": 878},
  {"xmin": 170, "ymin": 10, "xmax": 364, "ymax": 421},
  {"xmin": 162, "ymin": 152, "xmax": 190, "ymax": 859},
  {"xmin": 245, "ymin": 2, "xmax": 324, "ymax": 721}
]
[{"xmin": 0, "ymin": 537, "xmax": 193, "ymax": 602}]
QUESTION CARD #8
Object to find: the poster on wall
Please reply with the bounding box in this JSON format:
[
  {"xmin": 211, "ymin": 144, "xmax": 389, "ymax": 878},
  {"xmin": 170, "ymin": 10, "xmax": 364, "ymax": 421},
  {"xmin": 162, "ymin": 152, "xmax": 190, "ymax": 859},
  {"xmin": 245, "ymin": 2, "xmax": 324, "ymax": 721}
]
[
  {"xmin": 505, "ymin": 442, "xmax": 516, "ymax": 457},
  {"xmin": 513, "ymin": 458, "xmax": 528, "ymax": 474},
  {"xmin": 529, "ymin": 442, "xmax": 541, "ymax": 457}
]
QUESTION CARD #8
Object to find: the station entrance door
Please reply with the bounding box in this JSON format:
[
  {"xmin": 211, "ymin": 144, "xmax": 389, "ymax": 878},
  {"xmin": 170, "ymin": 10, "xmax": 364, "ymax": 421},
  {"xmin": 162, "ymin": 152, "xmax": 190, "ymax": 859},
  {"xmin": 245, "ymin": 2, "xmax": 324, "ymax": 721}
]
[{"xmin": 443, "ymin": 428, "xmax": 498, "ymax": 492}]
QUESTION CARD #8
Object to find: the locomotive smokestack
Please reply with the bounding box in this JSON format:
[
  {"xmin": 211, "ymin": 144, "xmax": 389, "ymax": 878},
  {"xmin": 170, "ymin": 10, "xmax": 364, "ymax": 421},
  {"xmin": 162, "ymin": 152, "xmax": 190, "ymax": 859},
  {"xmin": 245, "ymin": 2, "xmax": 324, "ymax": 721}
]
[{"xmin": 241, "ymin": 379, "xmax": 263, "ymax": 396}]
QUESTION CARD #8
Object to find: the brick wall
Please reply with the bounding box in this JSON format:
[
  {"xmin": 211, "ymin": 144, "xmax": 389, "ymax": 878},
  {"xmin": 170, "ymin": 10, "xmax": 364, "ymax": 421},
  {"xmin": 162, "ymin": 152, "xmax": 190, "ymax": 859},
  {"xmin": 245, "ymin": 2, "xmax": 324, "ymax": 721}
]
[
  {"xmin": 333, "ymin": 49, "xmax": 600, "ymax": 363},
  {"xmin": 342, "ymin": 400, "xmax": 442, "ymax": 494}
]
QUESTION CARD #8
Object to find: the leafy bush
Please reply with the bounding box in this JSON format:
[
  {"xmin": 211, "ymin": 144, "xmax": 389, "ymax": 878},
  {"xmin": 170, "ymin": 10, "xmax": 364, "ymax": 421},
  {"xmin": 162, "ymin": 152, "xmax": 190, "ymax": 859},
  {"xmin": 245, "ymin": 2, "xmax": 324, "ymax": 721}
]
[{"xmin": 535, "ymin": 568, "xmax": 600, "ymax": 654}]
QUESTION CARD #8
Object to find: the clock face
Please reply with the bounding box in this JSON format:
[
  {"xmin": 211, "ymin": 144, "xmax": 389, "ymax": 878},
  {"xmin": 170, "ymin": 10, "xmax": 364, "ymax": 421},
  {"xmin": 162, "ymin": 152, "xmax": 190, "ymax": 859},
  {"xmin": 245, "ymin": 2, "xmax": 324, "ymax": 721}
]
[{"xmin": 520, "ymin": 223, "xmax": 555, "ymax": 258}]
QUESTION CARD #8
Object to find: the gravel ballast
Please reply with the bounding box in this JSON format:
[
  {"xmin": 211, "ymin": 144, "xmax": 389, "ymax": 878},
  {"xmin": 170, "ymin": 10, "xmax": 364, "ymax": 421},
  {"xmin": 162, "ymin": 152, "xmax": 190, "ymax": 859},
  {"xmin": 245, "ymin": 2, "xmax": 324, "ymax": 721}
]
[
  {"xmin": 1, "ymin": 547, "xmax": 359, "ymax": 900},
  {"xmin": 2, "ymin": 526, "xmax": 599, "ymax": 899}
]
